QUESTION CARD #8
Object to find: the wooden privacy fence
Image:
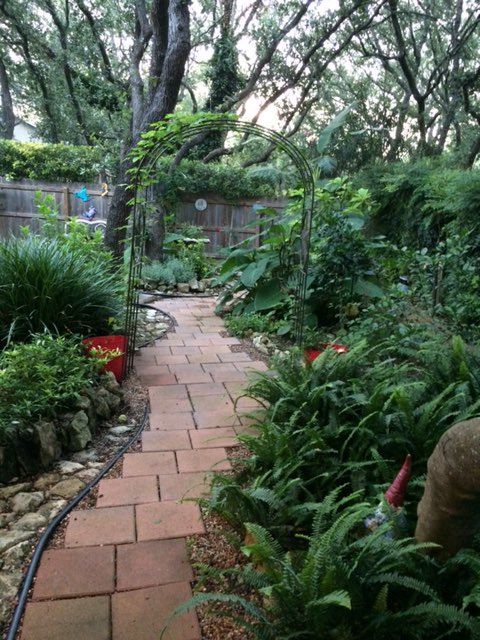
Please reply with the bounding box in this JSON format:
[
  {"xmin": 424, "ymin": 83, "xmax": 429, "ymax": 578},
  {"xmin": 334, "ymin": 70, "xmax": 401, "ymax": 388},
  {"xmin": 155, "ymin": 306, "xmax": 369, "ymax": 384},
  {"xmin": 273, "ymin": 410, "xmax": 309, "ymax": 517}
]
[
  {"xmin": 175, "ymin": 193, "xmax": 287, "ymax": 255},
  {"xmin": 0, "ymin": 179, "xmax": 112, "ymax": 236},
  {"xmin": 0, "ymin": 179, "xmax": 287, "ymax": 254}
]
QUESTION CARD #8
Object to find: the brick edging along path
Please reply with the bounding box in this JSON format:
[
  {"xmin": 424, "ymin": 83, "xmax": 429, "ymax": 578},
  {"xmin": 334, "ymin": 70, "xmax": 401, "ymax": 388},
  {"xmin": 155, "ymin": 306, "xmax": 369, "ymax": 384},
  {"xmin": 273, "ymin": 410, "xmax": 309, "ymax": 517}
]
[{"xmin": 20, "ymin": 297, "xmax": 267, "ymax": 640}]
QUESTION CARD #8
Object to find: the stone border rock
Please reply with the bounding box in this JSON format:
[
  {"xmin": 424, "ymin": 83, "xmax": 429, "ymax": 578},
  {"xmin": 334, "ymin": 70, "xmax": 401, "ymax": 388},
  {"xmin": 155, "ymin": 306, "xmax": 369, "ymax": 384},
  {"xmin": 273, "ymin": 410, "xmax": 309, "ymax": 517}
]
[{"xmin": 0, "ymin": 373, "xmax": 124, "ymax": 486}]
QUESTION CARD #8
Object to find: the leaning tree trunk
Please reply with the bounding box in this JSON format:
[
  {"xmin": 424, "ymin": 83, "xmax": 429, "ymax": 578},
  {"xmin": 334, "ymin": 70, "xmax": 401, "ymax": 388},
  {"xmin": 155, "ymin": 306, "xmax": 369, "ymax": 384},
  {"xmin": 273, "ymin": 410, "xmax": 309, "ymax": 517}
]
[{"xmin": 104, "ymin": 0, "xmax": 191, "ymax": 258}]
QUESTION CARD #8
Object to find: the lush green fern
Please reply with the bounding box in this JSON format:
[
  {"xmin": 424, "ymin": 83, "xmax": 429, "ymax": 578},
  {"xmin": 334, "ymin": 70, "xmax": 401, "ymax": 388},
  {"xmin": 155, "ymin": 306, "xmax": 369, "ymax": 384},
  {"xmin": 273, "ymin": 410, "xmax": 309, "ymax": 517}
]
[{"xmin": 169, "ymin": 494, "xmax": 479, "ymax": 639}]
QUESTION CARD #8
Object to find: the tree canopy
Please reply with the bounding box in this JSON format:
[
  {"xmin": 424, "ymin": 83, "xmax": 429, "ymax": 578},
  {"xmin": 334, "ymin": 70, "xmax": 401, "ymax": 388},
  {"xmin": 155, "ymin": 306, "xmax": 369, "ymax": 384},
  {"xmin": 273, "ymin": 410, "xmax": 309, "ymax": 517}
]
[{"xmin": 1, "ymin": 0, "xmax": 479, "ymax": 252}]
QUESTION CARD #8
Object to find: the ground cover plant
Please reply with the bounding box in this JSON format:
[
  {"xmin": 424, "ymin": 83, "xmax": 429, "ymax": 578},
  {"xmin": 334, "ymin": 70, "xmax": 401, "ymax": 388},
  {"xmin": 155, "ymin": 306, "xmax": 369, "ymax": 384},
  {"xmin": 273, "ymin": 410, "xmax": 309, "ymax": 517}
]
[
  {"xmin": 0, "ymin": 333, "xmax": 101, "ymax": 430},
  {"xmin": 141, "ymin": 223, "xmax": 214, "ymax": 288},
  {"xmin": 0, "ymin": 235, "xmax": 123, "ymax": 346}
]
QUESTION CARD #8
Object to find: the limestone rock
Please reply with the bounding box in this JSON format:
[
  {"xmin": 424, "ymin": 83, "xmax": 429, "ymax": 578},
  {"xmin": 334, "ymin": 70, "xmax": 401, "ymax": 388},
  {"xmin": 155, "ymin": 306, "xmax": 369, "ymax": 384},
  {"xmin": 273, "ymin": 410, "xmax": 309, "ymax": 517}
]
[
  {"xmin": 106, "ymin": 434, "xmax": 121, "ymax": 442},
  {"xmin": 197, "ymin": 280, "xmax": 207, "ymax": 293},
  {"xmin": 76, "ymin": 468, "xmax": 99, "ymax": 483},
  {"xmin": 2, "ymin": 540, "xmax": 31, "ymax": 569},
  {"xmin": 33, "ymin": 472, "xmax": 61, "ymax": 491},
  {"xmin": 102, "ymin": 372, "xmax": 124, "ymax": 396},
  {"xmin": 50, "ymin": 478, "xmax": 85, "ymax": 500},
  {"xmin": 0, "ymin": 445, "xmax": 19, "ymax": 484},
  {"xmin": 75, "ymin": 396, "xmax": 92, "ymax": 412},
  {"xmin": 0, "ymin": 571, "xmax": 23, "ymax": 598},
  {"xmin": 12, "ymin": 512, "xmax": 47, "ymax": 531},
  {"xmin": 97, "ymin": 387, "xmax": 121, "ymax": 412},
  {"xmin": 38, "ymin": 499, "xmax": 67, "ymax": 521},
  {"xmin": 0, "ymin": 483, "xmax": 32, "ymax": 501},
  {"xmin": 33, "ymin": 421, "xmax": 61, "ymax": 467},
  {"xmin": 67, "ymin": 411, "xmax": 92, "ymax": 451},
  {"xmin": 89, "ymin": 391, "xmax": 111, "ymax": 419},
  {"xmin": 109, "ymin": 426, "xmax": 133, "ymax": 436},
  {"xmin": 86, "ymin": 461, "xmax": 104, "ymax": 470},
  {"xmin": 0, "ymin": 513, "xmax": 15, "ymax": 528},
  {"xmin": 56, "ymin": 460, "xmax": 85, "ymax": 475},
  {"xmin": 11, "ymin": 491, "xmax": 44, "ymax": 514},
  {"xmin": 0, "ymin": 530, "xmax": 34, "ymax": 554},
  {"xmin": 177, "ymin": 282, "xmax": 190, "ymax": 294},
  {"xmin": 71, "ymin": 450, "xmax": 99, "ymax": 464},
  {"xmin": 188, "ymin": 278, "xmax": 200, "ymax": 292}
]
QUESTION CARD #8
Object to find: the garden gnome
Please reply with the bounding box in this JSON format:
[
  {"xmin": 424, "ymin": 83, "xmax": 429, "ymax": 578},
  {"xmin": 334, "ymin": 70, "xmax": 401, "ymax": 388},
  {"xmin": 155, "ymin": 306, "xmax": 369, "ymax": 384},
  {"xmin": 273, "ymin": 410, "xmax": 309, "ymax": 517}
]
[
  {"xmin": 364, "ymin": 454, "xmax": 411, "ymax": 535},
  {"xmin": 415, "ymin": 418, "xmax": 480, "ymax": 560}
]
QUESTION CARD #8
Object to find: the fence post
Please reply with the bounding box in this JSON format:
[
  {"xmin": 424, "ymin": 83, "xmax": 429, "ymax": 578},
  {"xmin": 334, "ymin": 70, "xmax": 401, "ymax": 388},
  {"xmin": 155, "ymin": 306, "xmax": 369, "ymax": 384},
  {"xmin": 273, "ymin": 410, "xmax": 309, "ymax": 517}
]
[{"xmin": 62, "ymin": 187, "xmax": 71, "ymax": 221}]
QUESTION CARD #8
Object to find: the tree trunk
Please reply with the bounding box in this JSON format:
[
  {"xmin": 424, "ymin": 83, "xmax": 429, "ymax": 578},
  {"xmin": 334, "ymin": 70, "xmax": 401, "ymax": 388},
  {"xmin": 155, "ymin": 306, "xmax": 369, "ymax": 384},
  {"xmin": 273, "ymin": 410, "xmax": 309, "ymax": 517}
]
[
  {"xmin": 104, "ymin": 0, "xmax": 190, "ymax": 258},
  {"xmin": 464, "ymin": 134, "xmax": 480, "ymax": 169},
  {"xmin": 0, "ymin": 58, "xmax": 15, "ymax": 139}
]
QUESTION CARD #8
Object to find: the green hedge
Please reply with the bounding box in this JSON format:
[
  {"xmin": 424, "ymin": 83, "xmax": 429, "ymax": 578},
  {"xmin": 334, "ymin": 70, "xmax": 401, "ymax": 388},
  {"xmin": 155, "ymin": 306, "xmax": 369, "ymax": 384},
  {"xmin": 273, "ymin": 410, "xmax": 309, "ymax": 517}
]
[
  {"xmin": 0, "ymin": 140, "xmax": 279, "ymax": 199},
  {"xmin": 0, "ymin": 140, "xmax": 106, "ymax": 182},
  {"xmin": 155, "ymin": 157, "xmax": 277, "ymax": 202}
]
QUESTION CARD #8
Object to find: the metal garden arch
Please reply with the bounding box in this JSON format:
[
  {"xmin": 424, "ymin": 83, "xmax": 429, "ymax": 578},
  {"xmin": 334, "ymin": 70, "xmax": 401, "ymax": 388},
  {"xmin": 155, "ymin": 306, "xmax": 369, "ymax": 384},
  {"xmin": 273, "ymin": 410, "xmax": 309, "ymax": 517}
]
[{"xmin": 124, "ymin": 116, "xmax": 316, "ymax": 373}]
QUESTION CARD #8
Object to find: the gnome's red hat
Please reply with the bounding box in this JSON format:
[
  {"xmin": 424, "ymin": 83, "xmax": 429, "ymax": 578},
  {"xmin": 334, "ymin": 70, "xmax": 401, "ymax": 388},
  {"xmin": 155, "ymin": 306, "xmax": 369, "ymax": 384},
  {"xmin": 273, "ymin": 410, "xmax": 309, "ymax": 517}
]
[{"xmin": 385, "ymin": 454, "xmax": 412, "ymax": 508}]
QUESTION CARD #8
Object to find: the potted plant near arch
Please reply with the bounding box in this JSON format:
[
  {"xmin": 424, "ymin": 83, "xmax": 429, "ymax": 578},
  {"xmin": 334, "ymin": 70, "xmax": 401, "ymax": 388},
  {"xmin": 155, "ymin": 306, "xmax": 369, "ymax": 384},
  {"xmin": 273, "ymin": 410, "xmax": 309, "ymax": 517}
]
[{"xmin": 82, "ymin": 334, "xmax": 127, "ymax": 381}]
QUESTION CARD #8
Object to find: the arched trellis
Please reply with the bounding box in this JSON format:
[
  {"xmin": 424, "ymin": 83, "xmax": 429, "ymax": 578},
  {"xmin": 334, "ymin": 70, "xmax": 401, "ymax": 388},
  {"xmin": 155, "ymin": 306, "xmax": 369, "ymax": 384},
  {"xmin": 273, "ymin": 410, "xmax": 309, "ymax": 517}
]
[{"xmin": 124, "ymin": 116, "xmax": 316, "ymax": 373}]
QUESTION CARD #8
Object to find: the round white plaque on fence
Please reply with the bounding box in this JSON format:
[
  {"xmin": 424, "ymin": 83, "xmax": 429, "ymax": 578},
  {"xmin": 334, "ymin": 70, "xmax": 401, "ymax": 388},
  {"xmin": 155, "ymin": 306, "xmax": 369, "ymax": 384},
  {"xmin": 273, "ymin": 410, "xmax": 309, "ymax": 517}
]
[{"xmin": 195, "ymin": 198, "xmax": 208, "ymax": 211}]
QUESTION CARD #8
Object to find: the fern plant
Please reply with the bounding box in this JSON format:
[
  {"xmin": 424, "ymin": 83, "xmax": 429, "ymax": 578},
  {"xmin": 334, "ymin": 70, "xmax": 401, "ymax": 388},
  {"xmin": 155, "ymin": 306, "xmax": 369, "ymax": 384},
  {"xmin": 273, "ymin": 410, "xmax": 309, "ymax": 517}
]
[{"xmin": 167, "ymin": 493, "xmax": 480, "ymax": 639}]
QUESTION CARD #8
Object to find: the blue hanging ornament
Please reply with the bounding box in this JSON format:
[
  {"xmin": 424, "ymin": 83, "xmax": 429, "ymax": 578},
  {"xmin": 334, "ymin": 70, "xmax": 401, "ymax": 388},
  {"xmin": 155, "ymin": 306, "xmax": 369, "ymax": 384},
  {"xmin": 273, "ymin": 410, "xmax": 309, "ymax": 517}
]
[{"xmin": 74, "ymin": 187, "xmax": 91, "ymax": 202}]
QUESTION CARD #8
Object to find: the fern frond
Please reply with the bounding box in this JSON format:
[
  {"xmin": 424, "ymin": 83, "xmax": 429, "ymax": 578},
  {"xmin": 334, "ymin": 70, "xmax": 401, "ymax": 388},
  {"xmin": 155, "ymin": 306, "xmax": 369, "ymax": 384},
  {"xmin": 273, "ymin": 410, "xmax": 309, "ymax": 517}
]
[{"xmin": 368, "ymin": 572, "xmax": 439, "ymax": 601}]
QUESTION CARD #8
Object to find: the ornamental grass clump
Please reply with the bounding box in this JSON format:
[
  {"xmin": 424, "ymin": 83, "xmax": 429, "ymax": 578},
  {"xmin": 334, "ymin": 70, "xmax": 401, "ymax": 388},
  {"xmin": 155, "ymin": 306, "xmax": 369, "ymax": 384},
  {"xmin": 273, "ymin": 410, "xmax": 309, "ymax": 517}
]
[{"xmin": 0, "ymin": 236, "xmax": 123, "ymax": 346}]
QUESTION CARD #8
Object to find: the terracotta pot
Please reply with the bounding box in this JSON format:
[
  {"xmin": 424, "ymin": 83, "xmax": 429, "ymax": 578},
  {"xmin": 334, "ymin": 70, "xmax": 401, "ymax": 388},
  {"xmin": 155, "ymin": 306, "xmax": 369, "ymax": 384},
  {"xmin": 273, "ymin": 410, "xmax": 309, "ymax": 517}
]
[{"xmin": 82, "ymin": 335, "xmax": 127, "ymax": 382}]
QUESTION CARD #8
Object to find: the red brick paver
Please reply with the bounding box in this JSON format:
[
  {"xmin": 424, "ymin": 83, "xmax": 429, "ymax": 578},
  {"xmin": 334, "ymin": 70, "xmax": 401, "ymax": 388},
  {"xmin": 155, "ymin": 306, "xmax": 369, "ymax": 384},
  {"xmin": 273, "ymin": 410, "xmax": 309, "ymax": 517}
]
[
  {"xmin": 116, "ymin": 539, "xmax": 193, "ymax": 590},
  {"xmin": 24, "ymin": 297, "xmax": 266, "ymax": 640},
  {"xmin": 65, "ymin": 506, "xmax": 135, "ymax": 547},
  {"xmin": 159, "ymin": 472, "xmax": 212, "ymax": 500},
  {"xmin": 111, "ymin": 582, "xmax": 201, "ymax": 640},
  {"xmin": 33, "ymin": 546, "xmax": 115, "ymax": 599},
  {"xmin": 177, "ymin": 447, "xmax": 232, "ymax": 473},
  {"xmin": 122, "ymin": 451, "xmax": 177, "ymax": 476},
  {"xmin": 136, "ymin": 501, "xmax": 205, "ymax": 540},
  {"xmin": 21, "ymin": 596, "xmax": 111, "ymax": 640},
  {"xmin": 96, "ymin": 475, "xmax": 159, "ymax": 507},
  {"xmin": 142, "ymin": 429, "xmax": 191, "ymax": 451}
]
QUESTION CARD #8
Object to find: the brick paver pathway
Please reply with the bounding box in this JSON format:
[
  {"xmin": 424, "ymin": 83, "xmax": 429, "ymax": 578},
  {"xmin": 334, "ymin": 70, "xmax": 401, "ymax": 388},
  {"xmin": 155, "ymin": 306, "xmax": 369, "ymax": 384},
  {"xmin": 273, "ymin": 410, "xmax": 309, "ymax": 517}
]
[{"xmin": 20, "ymin": 297, "xmax": 266, "ymax": 640}]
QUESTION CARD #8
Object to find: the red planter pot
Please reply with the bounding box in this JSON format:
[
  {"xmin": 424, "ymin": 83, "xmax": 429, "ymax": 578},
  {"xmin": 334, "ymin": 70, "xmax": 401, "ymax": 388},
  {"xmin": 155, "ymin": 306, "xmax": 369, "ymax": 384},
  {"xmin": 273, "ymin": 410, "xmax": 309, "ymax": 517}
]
[
  {"xmin": 82, "ymin": 335, "xmax": 127, "ymax": 382},
  {"xmin": 304, "ymin": 343, "xmax": 348, "ymax": 364}
]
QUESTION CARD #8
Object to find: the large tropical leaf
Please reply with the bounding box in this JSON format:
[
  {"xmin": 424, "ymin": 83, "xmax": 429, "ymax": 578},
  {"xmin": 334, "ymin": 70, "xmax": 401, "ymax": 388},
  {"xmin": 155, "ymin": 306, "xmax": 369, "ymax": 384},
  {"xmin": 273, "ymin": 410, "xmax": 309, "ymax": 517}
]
[
  {"xmin": 254, "ymin": 279, "xmax": 284, "ymax": 311},
  {"xmin": 241, "ymin": 258, "xmax": 270, "ymax": 288}
]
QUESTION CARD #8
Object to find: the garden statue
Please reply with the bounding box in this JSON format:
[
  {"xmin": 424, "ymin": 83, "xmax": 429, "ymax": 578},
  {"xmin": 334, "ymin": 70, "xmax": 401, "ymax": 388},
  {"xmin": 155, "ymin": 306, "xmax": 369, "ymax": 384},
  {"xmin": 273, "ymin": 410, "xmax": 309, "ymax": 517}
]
[
  {"xmin": 415, "ymin": 418, "xmax": 480, "ymax": 560},
  {"xmin": 365, "ymin": 454, "xmax": 411, "ymax": 536}
]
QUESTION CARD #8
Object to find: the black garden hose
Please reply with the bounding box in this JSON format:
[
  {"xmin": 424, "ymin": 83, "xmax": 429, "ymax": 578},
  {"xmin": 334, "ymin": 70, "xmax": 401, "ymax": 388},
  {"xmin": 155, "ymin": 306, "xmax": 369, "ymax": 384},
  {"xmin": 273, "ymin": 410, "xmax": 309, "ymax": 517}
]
[{"xmin": 5, "ymin": 400, "xmax": 149, "ymax": 640}]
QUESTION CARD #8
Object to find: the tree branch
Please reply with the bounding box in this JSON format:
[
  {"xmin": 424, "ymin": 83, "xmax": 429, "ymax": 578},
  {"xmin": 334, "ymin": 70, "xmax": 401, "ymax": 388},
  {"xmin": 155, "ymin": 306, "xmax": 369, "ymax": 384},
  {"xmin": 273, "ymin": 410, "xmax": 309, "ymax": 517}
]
[{"xmin": 73, "ymin": 0, "xmax": 117, "ymax": 84}]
